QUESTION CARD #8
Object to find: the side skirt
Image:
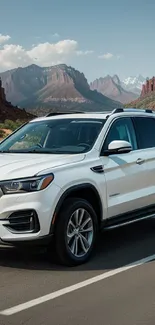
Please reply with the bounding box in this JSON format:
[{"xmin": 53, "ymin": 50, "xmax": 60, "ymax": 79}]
[{"xmin": 101, "ymin": 204, "xmax": 155, "ymax": 230}]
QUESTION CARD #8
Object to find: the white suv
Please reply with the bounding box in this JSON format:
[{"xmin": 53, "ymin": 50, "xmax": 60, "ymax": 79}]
[{"xmin": 0, "ymin": 108, "xmax": 154, "ymax": 266}]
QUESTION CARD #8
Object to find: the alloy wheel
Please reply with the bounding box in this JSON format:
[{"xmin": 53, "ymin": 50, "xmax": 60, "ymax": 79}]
[{"xmin": 66, "ymin": 208, "xmax": 94, "ymax": 258}]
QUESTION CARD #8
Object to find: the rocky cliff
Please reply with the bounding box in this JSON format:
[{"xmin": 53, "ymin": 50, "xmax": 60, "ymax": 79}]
[
  {"xmin": 0, "ymin": 64, "xmax": 122, "ymax": 116},
  {"xmin": 0, "ymin": 78, "xmax": 34, "ymax": 122},
  {"xmin": 141, "ymin": 77, "xmax": 155, "ymax": 97},
  {"xmin": 126, "ymin": 76, "xmax": 155, "ymax": 110},
  {"xmin": 90, "ymin": 75, "xmax": 138, "ymax": 104}
]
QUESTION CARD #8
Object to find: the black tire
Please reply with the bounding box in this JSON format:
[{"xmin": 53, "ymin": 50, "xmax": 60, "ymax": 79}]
[{"xmin": 55, "ymin": 198, "xmax": 98, "ymax": 266}]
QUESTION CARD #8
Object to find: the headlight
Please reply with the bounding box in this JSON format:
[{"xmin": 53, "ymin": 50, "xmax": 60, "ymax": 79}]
[{"xmin": 0, "ymin": 174, "xmax": 54, "ymax": 194}]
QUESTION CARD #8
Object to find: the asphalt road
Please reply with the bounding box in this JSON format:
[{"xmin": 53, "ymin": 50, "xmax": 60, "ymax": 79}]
[{"xmin": 0, "ymin": 218, "xmax": 155, "ymax": 325}]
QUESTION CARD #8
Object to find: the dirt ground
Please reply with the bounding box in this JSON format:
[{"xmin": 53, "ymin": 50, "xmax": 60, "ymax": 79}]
[{"xmin": 0, "ymin": 128, "xmax": 12, "ymax": 141}]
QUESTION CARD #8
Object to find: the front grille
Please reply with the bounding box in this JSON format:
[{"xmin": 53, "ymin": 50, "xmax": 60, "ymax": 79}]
[{"xmin": 5, "ymin": 210, "xmax": 40, "ymax": 233}]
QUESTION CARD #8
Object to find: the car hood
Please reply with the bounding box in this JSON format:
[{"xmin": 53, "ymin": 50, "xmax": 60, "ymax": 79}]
[{"xmin": 0, "ymin": 153, "xmax": 85, "ymax": 180}]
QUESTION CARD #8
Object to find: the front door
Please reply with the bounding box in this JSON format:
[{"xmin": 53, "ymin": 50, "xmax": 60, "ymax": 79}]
[{"xmin": 100, "ymin": 117, "xmax": 148, "ymax": 218}]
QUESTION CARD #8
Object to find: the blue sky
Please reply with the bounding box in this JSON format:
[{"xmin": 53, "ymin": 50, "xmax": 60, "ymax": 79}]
[{"xmin": 0, "ymin": 0, "xmax": 154, "ymax": 81}]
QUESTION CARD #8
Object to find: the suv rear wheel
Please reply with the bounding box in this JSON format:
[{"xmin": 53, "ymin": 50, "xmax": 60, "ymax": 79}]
[{"xmin": 55, "ymin": 198, "xmax": 98, "ymax": 266}]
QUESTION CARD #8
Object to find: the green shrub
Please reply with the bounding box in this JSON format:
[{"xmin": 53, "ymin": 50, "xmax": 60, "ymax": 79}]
[
  {"xmin": 4, "ymin": 119, "xmax": 23, "ymax": 131},
  {"xmin": 0, "ymin": 120, "xmax": 23, "ymax": 131}
]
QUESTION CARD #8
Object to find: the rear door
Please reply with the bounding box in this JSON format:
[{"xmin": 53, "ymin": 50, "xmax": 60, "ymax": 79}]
[
  {"xmin": 133, "ymin": 116, "xmax": 155, "ymax": 206},
  {"xmin": 100, "ymin": 116, "xmax": 148, "ymax": 218}
]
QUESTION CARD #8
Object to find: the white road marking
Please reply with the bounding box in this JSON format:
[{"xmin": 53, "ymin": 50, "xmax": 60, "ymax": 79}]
[
  {"xmin": 0, "ymin": 244, "xmax": 13, "ymax": 248},
  {"xmin": 1, "ymin": 254, "xmax": 155, "ymax": 316}
]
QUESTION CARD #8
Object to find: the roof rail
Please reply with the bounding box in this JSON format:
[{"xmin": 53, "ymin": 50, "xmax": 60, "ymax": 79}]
[
  {"xmin": 46, "ymin": 111, "xmax": 84, "ymax": 117},
  {"xmin": 46, "ymin": 108, "xmax": 154, "ymax": 118},
  {"xmin": 111, "ymin": 108, "xmax": 124, "ymax": 114},
  {"xmin": 124, "ymin": 108, "xmax": 153, "ymax": 114},
  {"xmin": 107, "ymin": 107, "xmax": 154, "ymax": 116},
  {"xmin": 145, "ymin": 109, "xmax": 153, "ymax": 113},
  {"xmin": 105, "ymin": 107, "xmax": 155, "ymax": 119}
]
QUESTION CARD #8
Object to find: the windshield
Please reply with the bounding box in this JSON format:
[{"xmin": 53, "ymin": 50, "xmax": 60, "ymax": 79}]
[{"xmin": 0, "ymin": 118, "xmax": 105, "ymax": 154}]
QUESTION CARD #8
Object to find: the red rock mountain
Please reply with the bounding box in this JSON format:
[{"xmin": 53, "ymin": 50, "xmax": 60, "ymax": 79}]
[
  {"xmin": 125, "ymin": 77, "xmax": 155, "ymax": 110},
  {"xmin": 124, "ymin": 77, "xmax": 155, "ymax": 110},
  {"xmin": 141, "ymin": 77, "xmax": 155, "ymax": 97},
  {"xmin": 0, "ymin": 64, "xmax": 122, "ymax": 116},
  {"xmin": 0, "ymin": 78, "xmax": 34, "ymax": 122},
  {"xmin": 90, "ymin": 75, "xmax": 138, "ymax": 104}
]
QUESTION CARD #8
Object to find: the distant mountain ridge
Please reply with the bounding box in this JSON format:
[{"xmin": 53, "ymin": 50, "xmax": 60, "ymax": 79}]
[
  {"xmin": 0, "ymin": 64, "xmax": 122, "ymax": 116},
  {"xmin": 90, "ymin": 75, "xmax": 138, "ymax": 104},
  {"xmin": 121, "ymin": 75, "xmax": 146, "ymax": 95}
]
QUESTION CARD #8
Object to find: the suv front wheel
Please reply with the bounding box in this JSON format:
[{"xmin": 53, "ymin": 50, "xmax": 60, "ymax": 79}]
[{"xmin": 55, "ymin": 198, "xmax": 98, "ymax": 266}]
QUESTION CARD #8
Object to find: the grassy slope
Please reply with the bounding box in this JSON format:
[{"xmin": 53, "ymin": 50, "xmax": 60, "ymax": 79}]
[{"xmin": 125, "ymin": 91, "xmax": 155, "ymax": 109}]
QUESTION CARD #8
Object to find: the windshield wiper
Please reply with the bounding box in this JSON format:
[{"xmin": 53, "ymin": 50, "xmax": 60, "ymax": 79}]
[
  {"xmin": 26, "ymin": 149, "xmax": 52, "ymax": 154},
  {"xmin": 0, "ymin": 149, "xmax": 52, "ymax": 154}
]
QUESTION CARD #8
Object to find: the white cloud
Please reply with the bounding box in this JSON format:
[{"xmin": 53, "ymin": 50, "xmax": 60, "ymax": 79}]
[
  {"xmin": 98, "ymin": 52, "xmax": 122, "ymax": 60},
  {"xmin": 27, "ymin": 40, "xmax": 78, "ymax": 66},
  {"xmin": 0, "ymin": 37, "xmax": 91, "ymax": 71},
  {"xmin": 76, "ymin": 50, "xmax": 94, "ymax": 56},
  {"xmin": 0, "ymin": 44, "xmax": 32, "ymax": 69},
  {"xmin": 52, "ymin": 33, "xmax": 60, "ymax": 38},
  {"xmin": 98, "ymin": 53, "xmax": 114, "ymax": 60},
  {"xmin": 116, "ymin": 54, "xmax": 124, "ymax": 60},
  {"xmin": 0, "ymin": 33, "xmax": 11, "ymax": 44}
]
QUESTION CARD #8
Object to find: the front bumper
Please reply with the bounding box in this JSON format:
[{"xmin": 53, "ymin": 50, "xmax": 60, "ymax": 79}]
[
  {"xmin": 0, "ymin": 182, "xmax": 62, "ymax": 244},
  {"xmin": 0, "ymin": 233, "xmax": 53, "ymax": 247}
]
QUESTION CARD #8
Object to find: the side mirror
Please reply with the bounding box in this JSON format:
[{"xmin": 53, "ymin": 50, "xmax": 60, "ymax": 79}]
[{"xmin": 104, "ymin": 140, "xmax": 132, "ymax": 156}]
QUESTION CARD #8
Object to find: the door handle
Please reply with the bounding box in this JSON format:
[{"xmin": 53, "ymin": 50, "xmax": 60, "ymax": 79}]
[{"xmin": 136, "ymin": 158, "xmax": 145, "ymax": 165}]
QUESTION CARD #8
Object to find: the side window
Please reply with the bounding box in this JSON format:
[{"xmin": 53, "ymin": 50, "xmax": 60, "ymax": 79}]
[
  {"xmin": 102, "ymin": 117, "xmax": 137, "ymax": 152},
  {"xmin": 134, "ymin": 117, "xmax": 155, "ymax": 149}
]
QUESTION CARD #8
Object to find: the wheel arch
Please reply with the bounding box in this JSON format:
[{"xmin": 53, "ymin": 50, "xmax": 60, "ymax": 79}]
[{"xmin": 50, "ymin": 183, "xmax": 103, "ymax": 233}]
